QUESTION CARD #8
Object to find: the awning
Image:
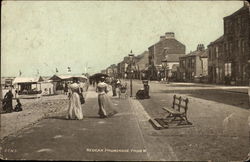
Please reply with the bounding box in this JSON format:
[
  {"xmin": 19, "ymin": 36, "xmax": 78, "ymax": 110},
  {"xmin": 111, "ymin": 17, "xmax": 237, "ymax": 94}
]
[
  {"xmin": 49, "ymin": 74, "xmax": 88, "ymax": 82},
  {"xmin": 13, "ymin": 76, "xmax": 44, "ymax": 84}
]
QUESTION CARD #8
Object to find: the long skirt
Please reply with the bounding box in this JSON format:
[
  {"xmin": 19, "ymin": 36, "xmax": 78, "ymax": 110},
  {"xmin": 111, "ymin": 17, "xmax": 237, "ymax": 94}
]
[
  {"xmin": 67, "ymin": 92, "xmax": 83, "ymax": 120},
  {"xmin": 98, "ymin": 93, "xmax": 117, "ymax": 118},
  {"xmin": 4, "ymin": 99, "xmax": 13, "ymax": 113}
]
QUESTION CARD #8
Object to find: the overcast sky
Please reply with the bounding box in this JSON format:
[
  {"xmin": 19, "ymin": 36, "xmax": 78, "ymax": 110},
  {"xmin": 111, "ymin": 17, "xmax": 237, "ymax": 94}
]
[{"xmin": 1, "ymin": 1, "xmax": 243, "ymax": 77}]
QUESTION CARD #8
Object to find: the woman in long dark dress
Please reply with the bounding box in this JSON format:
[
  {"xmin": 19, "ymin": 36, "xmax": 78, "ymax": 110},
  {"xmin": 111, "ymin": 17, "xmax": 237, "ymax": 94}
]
[
  {"xmin": 4, "ymin": 89, "xmax": 13, "ymax": 113},
  {"xmin": 96, "ymin": 77, "xmax": 117, "ymax": 118}
]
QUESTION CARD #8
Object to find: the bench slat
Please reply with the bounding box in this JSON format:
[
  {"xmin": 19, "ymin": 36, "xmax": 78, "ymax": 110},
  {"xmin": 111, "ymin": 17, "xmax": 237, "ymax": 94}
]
[
  {"xmin": 149, "ymin": 119, "xmax": 163, "ymax": 130},
  {"xmin": 162, "ymin": 107, "xmax": 182, "ymax": 115}
]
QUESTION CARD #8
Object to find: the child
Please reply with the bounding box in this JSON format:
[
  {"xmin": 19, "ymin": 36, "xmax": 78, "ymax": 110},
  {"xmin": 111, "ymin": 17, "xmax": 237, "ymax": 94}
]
[{"xmin": 14, "ymin": 99, "xmax": 22, "ymax": 112}]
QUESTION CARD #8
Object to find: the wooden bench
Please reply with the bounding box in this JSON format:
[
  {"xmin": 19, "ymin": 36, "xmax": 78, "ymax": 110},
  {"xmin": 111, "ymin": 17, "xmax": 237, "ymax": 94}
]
[{"xmin": 162, "ymin": 95, "xmax": 192, "ymax": 125}]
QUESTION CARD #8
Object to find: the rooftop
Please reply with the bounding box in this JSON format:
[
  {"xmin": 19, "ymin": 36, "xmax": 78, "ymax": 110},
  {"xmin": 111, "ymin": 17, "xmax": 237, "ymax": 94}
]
[{"xmin": 181, "ymin": 49, "xmax": 208, "ymax": 58}]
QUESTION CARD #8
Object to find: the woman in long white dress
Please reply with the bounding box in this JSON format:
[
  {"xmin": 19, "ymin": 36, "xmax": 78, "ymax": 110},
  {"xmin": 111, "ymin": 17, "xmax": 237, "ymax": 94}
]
[
  {"xmin": 67, "ymin": 83, "xmax": 83, "ymax": 120},
  {"xmin": 96, "ymin": 77, "xmax": 117, "ymax": 118}
]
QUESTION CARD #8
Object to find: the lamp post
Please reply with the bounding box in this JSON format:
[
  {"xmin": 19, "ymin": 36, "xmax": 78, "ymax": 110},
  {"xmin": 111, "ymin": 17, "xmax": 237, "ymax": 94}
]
[
  {"xmin": 248, "ymin": 59, "xmax": 250, "ymax": 107},
  {"xmin": 129, "ymin": 50, "xmax": 134, "ymax": 97}
]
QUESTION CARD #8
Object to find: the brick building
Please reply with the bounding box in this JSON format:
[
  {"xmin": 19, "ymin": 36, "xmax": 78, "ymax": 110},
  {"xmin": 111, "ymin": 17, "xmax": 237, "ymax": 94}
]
[
  {"xmin": 208, "ymin": 2, "xmax": 250, "ymax": 85},
  {"xmin": 148, "ymin": 32, "xmax": 186, "ymax": 80},
  {"xmin": 134, "ymin": 51, "xmax": 149, "ymax": 79},
  {"xmin": 179, "ymin": 44, "xmax": 208, "ymax": 82}
]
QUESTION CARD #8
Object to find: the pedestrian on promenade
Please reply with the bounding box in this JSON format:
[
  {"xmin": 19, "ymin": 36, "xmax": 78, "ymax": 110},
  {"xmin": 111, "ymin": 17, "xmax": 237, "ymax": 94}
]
[
  {"xmin": 111, "ymin": 78, "xmax": 117, "ymax": 96},
  {"xmin": 67, "ymin": 82, "xmax": 83, "ymax": 120},
  {"xmin": 96, "ymin": 76, "xmax": 117, "ymax": 118},
  {"xmin": 64, "ymin": 83, "xmax": 68, "ymax": 95},
  {"xmin": 3, "ymin": 89, "xmax": 13, "ymax": 113}
]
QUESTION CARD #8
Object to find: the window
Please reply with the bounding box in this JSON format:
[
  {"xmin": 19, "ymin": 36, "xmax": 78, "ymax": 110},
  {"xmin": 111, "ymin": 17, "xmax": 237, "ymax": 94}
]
[
  {"xmin": 224, "ymin": 43, "xmax": 227, "ymax": 56},
  {"xmin": 191, "ymin": 58, "xmax": 195, "ymax": 68},
  {"xmin": 225, "ymin": 63, "xmax": 232, "ymax": 76},
  {"xmin": 216, "ymin": 46, "xmax": 219, "ymax": 58},
  {"xmin": 230, "ymin": 43, "xmax": 233, "ymax": 53},
  {"xmin": 242, "ymin": 40, "xmax": 245, "ymax": 53},
  {"xmin": 238, "ymin": 40, "xmax": 241, "ymax": 54},
  {"xmin": 243, "ymin": 65, "xmax": 247, "ymax": 80},
  {"xmin": 219, "ymin": 68, "xmax": 223, "ymax": 80},
  {"xmin": 213, "ymin": 47, "xmax": 216, "ymax": 59},
  {"xmin": 192, "ymin": 72, "xmax": 195, "ymax": 79},
  {"xmin": 181, "ymin": 60, "xmax": 185, "ymax": 68}
]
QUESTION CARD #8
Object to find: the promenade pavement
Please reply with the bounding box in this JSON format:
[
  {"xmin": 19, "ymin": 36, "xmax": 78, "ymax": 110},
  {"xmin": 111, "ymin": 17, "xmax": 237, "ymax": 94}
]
[{"xmin": 1, "ymin": 87, "xmax": 149, "ymax": 161}]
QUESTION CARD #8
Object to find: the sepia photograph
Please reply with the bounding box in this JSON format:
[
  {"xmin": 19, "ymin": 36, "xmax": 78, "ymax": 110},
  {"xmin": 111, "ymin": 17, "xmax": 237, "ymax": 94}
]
[{"xmin": 1, "ymin": 0, "xmax": 250, "ymax": 161}]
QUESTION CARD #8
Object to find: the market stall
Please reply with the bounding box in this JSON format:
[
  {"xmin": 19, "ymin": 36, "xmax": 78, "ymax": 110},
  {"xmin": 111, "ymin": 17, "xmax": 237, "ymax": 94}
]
[{"xmin": 12, "ymin": 76, "xmax": 44, "ymax": 99}]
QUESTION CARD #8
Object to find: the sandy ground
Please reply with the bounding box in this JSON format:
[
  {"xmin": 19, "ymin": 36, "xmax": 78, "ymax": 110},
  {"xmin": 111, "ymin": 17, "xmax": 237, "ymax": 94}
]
[
  {"xmin": 1, "ymin": 82, "xmax": 89, "ymax": 140},
  {"xmin": 0, "ymin": 95, "xmax": 70, "ymax": 139}
]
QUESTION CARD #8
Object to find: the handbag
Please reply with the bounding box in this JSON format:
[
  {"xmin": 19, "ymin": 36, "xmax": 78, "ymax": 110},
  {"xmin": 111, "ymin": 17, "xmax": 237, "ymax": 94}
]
[{"xmin": 78, "ymin": 92, "xmax": 85, "ymax": 104}]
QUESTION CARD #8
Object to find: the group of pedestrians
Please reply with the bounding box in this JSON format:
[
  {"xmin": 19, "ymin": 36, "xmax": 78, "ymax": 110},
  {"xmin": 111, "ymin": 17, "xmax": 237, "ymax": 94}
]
[
  {"xmin": 66, "ymin": 77, "xmax": 117, "ymax": 120},
  {"xmin": 2, "ymin": 88, "xmax": 22, "ymax": 113},
  {"xmin": 111, "ymin": 78, "xmax": 122, "ymax": 97}
]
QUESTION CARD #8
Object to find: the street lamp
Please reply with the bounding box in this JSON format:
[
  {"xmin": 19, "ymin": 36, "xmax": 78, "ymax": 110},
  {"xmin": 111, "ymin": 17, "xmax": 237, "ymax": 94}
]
[
  {"xmin": 129, "ymin": 50, "xmax": 134, "ymax": 97},
  {"xmin": 248, "ymin": 60, "xmax": 250, "ymax": 107}
]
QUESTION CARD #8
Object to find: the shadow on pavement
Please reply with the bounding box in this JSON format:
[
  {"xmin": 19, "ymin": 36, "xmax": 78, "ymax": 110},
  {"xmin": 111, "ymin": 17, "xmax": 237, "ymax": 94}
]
[
  {"xmin": 45, "ymin": 116, "xmax": 68, "ymax": 120},
  {"xmin": 160, "ymin": 88, "xmax": 249, "ymax": 109},
  {"xmin": 83, "ymin": 115, "xmax": 101, "ymax": 119},
  {"xmin": 45, "ymin": 115, "xmax": 102, "ymax": 120}
]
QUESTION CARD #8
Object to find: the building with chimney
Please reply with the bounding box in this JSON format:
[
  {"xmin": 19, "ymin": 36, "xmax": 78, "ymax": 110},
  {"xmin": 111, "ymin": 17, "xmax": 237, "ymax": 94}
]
[
  {"xmin": 208, "ymin": 1, "xmax": 250, "ymax": 85},
  {"xmin": 179, "ymin": 44, "xmax": 208, "ymax": 82},
  {"xmin": 148, "ymin": 32, "xmax": 186, "ymax": 80}
]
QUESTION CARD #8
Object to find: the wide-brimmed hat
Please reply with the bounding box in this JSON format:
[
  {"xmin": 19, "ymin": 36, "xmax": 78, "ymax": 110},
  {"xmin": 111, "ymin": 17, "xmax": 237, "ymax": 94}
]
[{"xmin": 70, "ymin": 83, "xmax": 79, "ymax": 90}]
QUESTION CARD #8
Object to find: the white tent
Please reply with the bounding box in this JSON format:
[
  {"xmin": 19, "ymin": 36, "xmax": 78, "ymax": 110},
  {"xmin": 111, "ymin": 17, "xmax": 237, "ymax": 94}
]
[{"xmin": 12, "ymin": 76, "xmax": 44, "ymax": 84}]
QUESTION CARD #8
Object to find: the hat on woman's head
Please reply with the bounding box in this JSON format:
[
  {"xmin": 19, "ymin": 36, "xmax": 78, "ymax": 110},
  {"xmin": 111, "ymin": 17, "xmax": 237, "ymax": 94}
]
[
  {"xmin": 70, "ymin": 83, "xmax": 79, "ymax": 90},
  {"xmin": 100, "ymin": 76, "xmax": 106, "ymax": 82}
]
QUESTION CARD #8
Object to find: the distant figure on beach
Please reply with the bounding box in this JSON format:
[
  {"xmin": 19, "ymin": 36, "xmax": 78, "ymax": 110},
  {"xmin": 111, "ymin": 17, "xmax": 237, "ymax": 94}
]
[
  {"xmin": 96, "ymin": 76, "xmax": 117, "ymax": 118},
  {"xmin": 14, "ymin": 99, "xmax": 22, "ymax": 112},
  {"xmin": 67, "ymin": 82, "xmax": 83, "ymax": 120},
  {"xmin": 3, "ymin": 89, "xmax": 13, "ymax": 113},
  {"xmin": 64, "ymin": 83, "xmax": 68, "ymax": 95}
]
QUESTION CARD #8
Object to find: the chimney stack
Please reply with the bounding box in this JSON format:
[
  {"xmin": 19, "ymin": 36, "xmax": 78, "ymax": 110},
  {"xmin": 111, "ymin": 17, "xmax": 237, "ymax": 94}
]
[
  {"xmin": 165, "ymin": 32, "xmax": 175, "ymax": 39},
  {"xmin": 244, "ymin": 1, "xmax": 249, "ymax": 7},
  {"xmin": 197, "ymin": 44, "xmax": 205, "ymax": 51},
  {"xmin": 160, "ymin": 36, "xmax": 165, "ymax": 41}
]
